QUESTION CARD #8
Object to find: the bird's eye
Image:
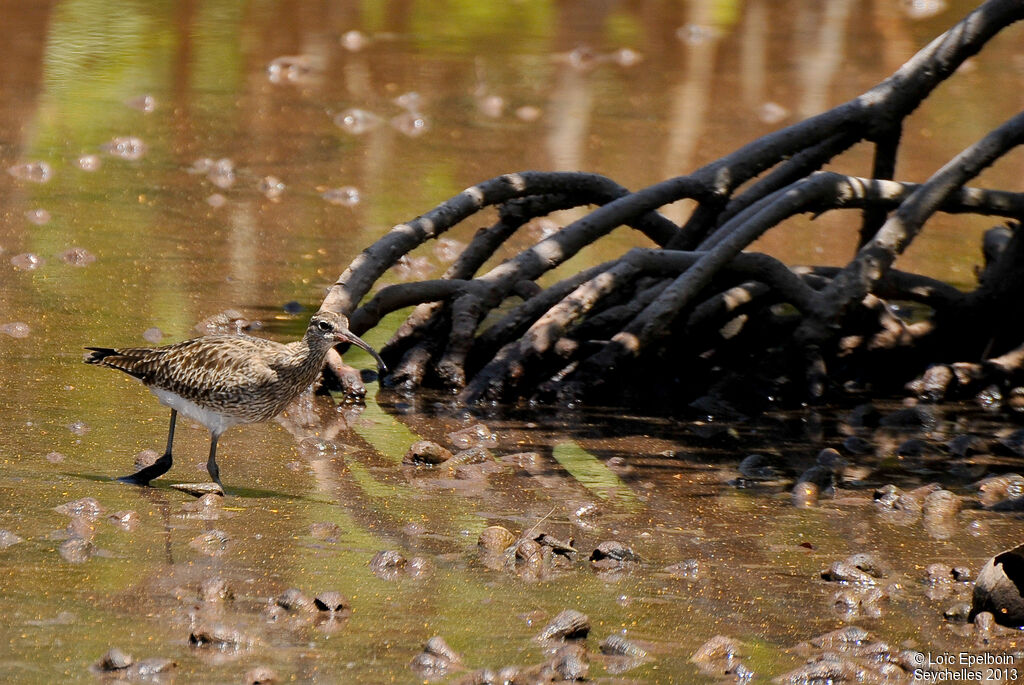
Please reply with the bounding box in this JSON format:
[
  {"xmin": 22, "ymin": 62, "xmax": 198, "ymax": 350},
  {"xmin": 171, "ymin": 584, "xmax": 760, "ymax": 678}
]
[{"xmin": 317, "ymin": 320, "xmax": 333, "ymax": 332}]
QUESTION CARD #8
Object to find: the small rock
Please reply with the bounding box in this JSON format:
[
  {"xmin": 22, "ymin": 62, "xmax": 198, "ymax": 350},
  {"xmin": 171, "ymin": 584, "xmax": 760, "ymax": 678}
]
[
  {"xmin": 244, "ymin": 665, "xmax": 278, "ymax": 684},
  {"xmin": 55, "ymin": 497, "xmax": 104, "ymax": 520},
  {"xmin": 188, "ymin": 530, "xmax": 230, "ymax": 556},
  {"xmin": 59, "ymin": 537, "xmax": 94, "ymax": 563},
  {"xmin": 808, "ymin": 625, "xmax": 869, "ymax": 649},
  {"xmin": 310, "ymin": 521, "xmax": 342, "ymax": 542},
  {"xmin": 447, "ymin": 423, "xmax": 497, "ymax": 450},
  {"xmin": 821, "ymin": 561, "xmax": 878, "ymax": 586},
  {"xmin": 0, "ymin": 529, "xmax": 24, "ymax": 549},
  {"xmin": 403, "ymin": 440, "xmax": 453, "ymax": 465},
  {"xmin": 943, "ymin": 602, "xmax": 972, "ymax": 622}
]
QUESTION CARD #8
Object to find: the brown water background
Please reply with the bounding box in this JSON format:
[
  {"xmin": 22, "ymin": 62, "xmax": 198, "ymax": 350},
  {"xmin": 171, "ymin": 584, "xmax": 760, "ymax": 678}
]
[{"xmin": 2, "ymin": 1, "xmax": 1024, "ymax": 682}]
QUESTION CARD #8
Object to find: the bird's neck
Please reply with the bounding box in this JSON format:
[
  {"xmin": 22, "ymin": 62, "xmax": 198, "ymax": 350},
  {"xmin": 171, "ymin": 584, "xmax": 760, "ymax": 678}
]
[{"xmin": 283, "ymin": 335, "xmax": 334, "ymax": 385}]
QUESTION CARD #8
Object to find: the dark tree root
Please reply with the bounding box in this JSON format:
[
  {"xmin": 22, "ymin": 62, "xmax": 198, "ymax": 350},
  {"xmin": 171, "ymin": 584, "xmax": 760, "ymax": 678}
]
[{"xmin": 319, "ymin": 0, "xmax": 1024, "ymax": 410}]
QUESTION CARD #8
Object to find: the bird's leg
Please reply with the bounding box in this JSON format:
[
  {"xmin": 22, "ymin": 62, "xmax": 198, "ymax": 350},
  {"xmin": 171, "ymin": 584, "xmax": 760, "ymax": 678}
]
[
  {"xmin": 206, "ymin": 433, "xmax": 224, "ymax": 492},
  {"xmin": 118, "ymin": 409, "xmax": 176, "ymax": 486}
]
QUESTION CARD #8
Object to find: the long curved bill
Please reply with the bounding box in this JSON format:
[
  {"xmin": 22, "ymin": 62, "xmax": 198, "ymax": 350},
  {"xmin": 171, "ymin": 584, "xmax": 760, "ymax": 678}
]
[{"xmin": 339, "ymin": 329, "xmax": 388, "ymax": 375}]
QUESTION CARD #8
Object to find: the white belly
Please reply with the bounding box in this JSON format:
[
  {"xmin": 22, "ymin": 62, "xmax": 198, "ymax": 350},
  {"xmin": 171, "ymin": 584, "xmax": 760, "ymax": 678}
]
[{"xmin": 151, "ymin": 388, "xmax": 242, "ymax": 436}]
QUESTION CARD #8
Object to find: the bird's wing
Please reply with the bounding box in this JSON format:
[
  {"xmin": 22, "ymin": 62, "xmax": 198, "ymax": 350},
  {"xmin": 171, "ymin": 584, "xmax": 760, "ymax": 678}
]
[{"xmin": 88, "ymin": 336, "xmax": 282, "ymax": 403}]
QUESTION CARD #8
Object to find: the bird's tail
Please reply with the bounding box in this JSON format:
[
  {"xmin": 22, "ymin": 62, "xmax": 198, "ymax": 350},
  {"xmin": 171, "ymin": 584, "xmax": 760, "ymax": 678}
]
[{"xmin": 83, "ymin": 347, "xmax": 119, "ymax": 365}]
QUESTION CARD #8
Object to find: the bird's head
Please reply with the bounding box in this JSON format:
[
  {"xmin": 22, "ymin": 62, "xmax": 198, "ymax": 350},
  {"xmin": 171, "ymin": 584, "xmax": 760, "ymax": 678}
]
[{"xmin": 307, "ymin": 311, "xmax": 387, "ymax": 374}]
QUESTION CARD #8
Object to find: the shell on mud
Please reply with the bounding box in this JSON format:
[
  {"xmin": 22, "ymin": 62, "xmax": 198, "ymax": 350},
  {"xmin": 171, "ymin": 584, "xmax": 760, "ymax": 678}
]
[
  {"xmin": 549, "ymin": 643, "xmax": 589, "ymax": 680},
  {"xmin": 807, "ymin": 625, "xmax": 869, "ymax": 649},
  {"xmin": 821, "ymin": 561, "xmax": 878, "ymax": 586},
  {"xmin": 590, "ymin": 541, "xmax": 639, "ymax": 568},
  {"xmin": 370, "ymin": 550, "xmax": 407, "ymax": 579},
  {"xmin": 690, "ymin": 635, "xmax": 743, "ymax": 676},
  {"xmin": 410, "ymin": 652, "xmax": 453, "ymax": 679},
  {"xmin": 313, "ymin": 591, "xmax": 350, "ymax": 613},
  {"xmin": 188, "ymin": 529, "xmax": 230, "ymax": 556},
  {"xmin": 446, "ymin": 446, "xmax": 494, "ymax": 468},
  {"xmin": 410, "ymin": 635, "xmax": 462, "ymax": 678},
  {"xmin": 199, "ymin": 576, "xmax": 233, "ymax": 603},
  {"xmin": 424, "ymin": 635, "xmax": 462, "ymax": 664},
  {"xmin": 537, "ymin": 608, "xmax": 590, "ymax": 641},
  {"xmin": 923, "ymin": 489, "xmax": 961, "ymax": 519},
  {"xmin": 971, "ymin": 543, "xmax": 1024, "ymax": 626},
  {"xmin": 600, "ymin": 634, "xmax": 648, "ymax": 658},
  {"xmin": 274, "ymin": 588, "xmax": 316, "ymax": 613},
  {"xmin": 403, "ymin": 440, "xmax": 453, "ymax": 465},
  {"xmin": 188, "ymin": 622, "xmax": 250, "ymax": 650},
  {"xmin": 96, "ymin": 647, "xmax": 133, "ymax": 671},
  {"xmin": 478, "ymin": 525, "xmax": 516, "ymax": 552},
  {"xmin": 59, "ymin": 537, "xmax": 94, "ymax": 564}
]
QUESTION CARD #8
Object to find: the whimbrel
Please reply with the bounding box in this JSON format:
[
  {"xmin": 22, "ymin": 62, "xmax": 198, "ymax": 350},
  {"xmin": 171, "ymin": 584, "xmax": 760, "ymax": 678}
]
[{"xmin": 85, "ymin": 310, "xmax": 385, "ymax": 491}]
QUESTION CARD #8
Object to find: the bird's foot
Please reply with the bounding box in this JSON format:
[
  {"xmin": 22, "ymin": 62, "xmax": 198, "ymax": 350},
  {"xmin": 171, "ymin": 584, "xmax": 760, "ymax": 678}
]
[{"xmin": 116, "ymin": 451, "xmax": 172, "ymax": 486}]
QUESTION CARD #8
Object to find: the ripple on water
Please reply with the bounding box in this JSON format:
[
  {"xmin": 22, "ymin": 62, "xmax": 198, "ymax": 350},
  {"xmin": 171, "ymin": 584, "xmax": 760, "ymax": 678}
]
[
  {"xmin": 10, "ymin": 253, "xmax": 43, "ymax": 270},
  {"xmin": 58, "ymin": 247, "xmax": 96, "ymax": 267},
  {"xmin": 25, "ymin": 208, "xmax": 50, "ymax": 225},
  {"xmin": 7, "ymin": 161, "xmax": 52, "ymax": 183},
  {"xmin": 321, "ymin": 186, "xmax": 360, "ymax": 206},
  {"xmin": 1, "ymin": 322, "xmax": 30, "ymax": 338},
  {"xmin": 333, "ymin": 108, "xmax": 381, "ymax": 135},
  {"xmin": 101, "ymin": 136, "xmax": 147, "ymax": 161},
  {"xmin": 76, "ymin": 154, "xmax": 101, "ymax": 172},
  {"xmin": 142, "ymin": 327, "xmax": 163, "ymax": 344}
]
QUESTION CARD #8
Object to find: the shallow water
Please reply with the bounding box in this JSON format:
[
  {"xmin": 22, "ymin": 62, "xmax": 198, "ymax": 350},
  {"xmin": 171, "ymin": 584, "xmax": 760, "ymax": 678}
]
[{"xmin": 3, "ymin": 1, "xmax": 1024, "ymax": 682}]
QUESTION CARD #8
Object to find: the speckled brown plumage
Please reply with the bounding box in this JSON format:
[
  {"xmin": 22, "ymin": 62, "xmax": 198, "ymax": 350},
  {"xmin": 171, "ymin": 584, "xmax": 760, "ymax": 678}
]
[{"xmin": 85, "ymin": 310, "xmax": 385, "ymax": 490}]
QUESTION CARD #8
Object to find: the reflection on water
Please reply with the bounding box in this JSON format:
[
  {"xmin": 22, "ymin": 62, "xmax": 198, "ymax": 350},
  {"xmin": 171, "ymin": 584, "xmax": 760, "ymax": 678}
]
[{"xmin": 2, "ymin": 1, "xmax": 1024, "ymax": 681}]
